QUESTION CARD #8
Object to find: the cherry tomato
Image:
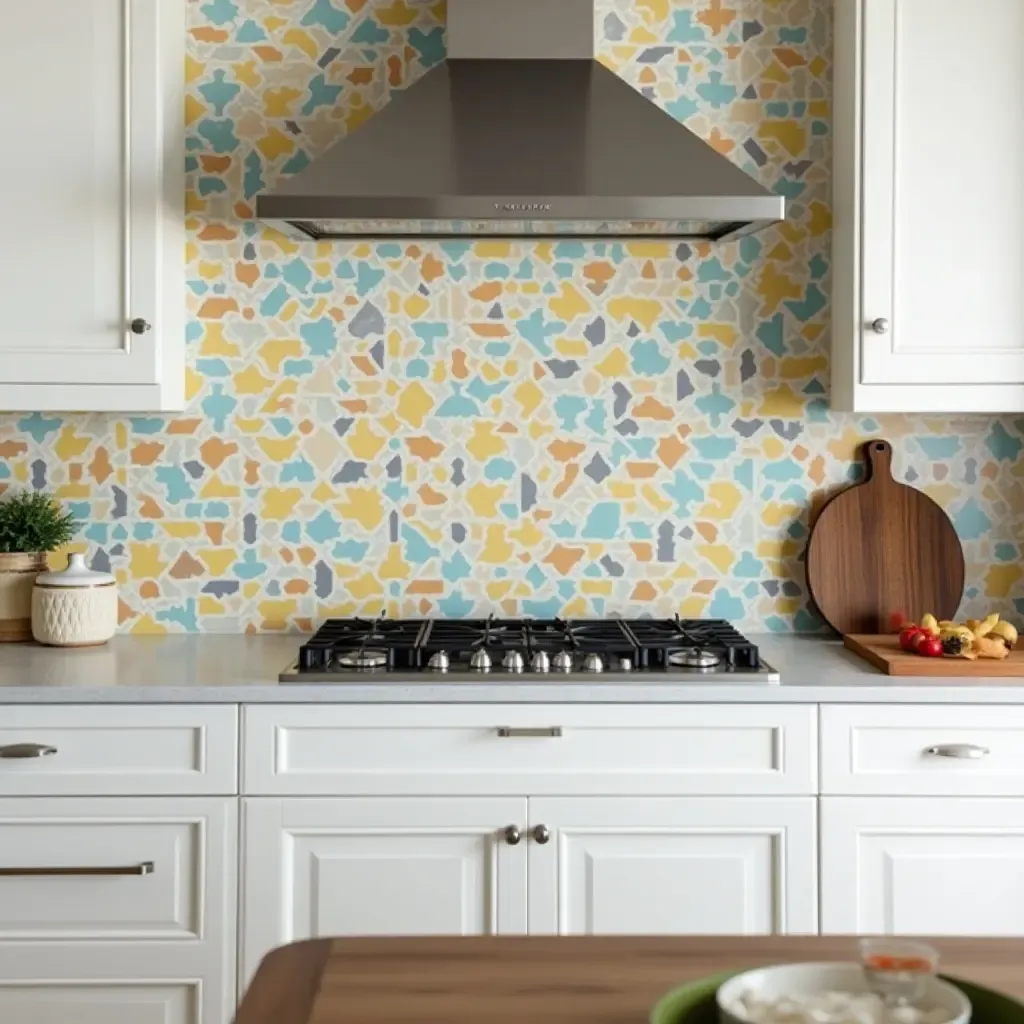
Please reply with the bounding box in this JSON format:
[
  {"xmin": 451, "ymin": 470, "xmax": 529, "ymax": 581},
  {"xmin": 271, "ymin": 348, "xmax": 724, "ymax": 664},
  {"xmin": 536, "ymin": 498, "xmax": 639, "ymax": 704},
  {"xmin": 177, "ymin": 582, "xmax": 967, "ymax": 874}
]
[
  {"xmin": 917, "ymin": 636, "xmax": 944, "ymax": 658},
  {"xmin": 899, "ymin": 626, "xmax": 924, "ymax": 651},
  {"xmin": 888, "ymin": 611, "xmax": 908, "ymax": 633},
  {"xmin": 866, "ymin": 955, "xmax": 933, "ymax": 973}
]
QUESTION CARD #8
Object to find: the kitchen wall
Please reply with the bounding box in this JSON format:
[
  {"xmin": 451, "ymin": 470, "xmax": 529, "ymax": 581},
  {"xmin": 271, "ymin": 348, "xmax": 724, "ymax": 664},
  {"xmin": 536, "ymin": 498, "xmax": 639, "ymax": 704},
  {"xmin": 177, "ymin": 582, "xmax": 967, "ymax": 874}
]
[{"xmin": 0, "ymin": 0, "xmax": 1022, "ymax": 633}]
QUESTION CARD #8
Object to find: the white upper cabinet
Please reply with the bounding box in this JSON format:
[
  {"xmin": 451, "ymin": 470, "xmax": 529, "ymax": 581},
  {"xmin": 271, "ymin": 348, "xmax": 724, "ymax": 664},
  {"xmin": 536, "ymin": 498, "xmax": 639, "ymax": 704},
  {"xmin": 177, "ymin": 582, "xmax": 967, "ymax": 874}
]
[
  {"xmin": 0, "ymin": 0, "xmax": 184, "ymax": 412},
  {"xmin": 833, "ymin": 0, "xmax": 1024, "ymax": 411}
]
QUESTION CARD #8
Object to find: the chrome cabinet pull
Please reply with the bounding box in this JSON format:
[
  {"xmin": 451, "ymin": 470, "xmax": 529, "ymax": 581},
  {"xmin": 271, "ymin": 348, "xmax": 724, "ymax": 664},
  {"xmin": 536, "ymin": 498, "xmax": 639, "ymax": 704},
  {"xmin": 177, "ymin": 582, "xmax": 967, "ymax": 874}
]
[
  {"xmin": 0, "ymin": 744, "xmax": 57, "ymax": 759},
  {"xmin": 503, "ymin": 826, "xmax": 521, "ymax": 846},
  {"xmin": 496, "ymin": 727, "xmax": 562, "ymax": 738},
  {"xmin": 924, "ymin": 743, "xmax": 989, "ymax": 760},
  {"xmin": 532, "ymin": 825, "xmax": 552, "ymax": 845},
  {"xmin": 0, "ymin": 861, "xmax": 154, "ymax": 877}
]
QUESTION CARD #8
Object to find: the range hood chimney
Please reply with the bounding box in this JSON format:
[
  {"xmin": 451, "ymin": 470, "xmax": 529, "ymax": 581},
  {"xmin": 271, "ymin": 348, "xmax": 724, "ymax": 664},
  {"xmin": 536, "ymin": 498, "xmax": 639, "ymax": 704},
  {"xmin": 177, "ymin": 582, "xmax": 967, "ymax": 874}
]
[{"xmin": 257, "ymin": 0, "xmax": 785, "ymax": 242}]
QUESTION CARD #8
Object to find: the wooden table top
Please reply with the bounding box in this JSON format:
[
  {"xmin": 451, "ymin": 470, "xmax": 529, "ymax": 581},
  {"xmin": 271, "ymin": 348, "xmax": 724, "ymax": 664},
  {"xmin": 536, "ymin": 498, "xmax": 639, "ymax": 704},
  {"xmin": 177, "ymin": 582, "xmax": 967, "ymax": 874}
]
[{"xmin": 233, "ymin": 936, "xmax": 1024, "ymax": 1024}]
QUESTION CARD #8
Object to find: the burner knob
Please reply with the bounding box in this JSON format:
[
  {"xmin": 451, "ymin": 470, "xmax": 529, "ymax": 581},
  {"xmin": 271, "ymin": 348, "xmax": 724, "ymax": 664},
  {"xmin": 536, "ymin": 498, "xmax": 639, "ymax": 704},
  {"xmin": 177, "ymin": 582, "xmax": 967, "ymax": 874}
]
[
  {"xmin": 552, "ymin": 651, "xmax": 573, "ymax": 673},
  {"xmin": 470, "ymin": 649, "xmax": 492, "ymax": 673},
  {"xmin": 530, "ymin": 651, "xmax": 551, "ymax": 674},
  {"xmin": 502, "ymin": 651, "xmax": 525, "ymax": 673},
  {"xmin": 428, "ymin": 651, "xmax": 450, "ymax": 673},
  {"xmin": 618, "ymin": 657, "xmax": 633, "ymax": 672},
  {"xmin": 582, "ymin": 654, "xmax": 604, "ymax": 674}
]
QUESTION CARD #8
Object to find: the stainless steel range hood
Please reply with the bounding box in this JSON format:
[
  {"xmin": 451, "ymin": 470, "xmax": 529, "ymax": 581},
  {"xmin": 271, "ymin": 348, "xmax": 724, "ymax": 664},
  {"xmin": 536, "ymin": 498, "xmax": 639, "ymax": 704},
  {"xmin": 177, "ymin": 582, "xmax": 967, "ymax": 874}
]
[{"xmin": 257, "ymin": 0, "xmax": 785, "ymax": 242}]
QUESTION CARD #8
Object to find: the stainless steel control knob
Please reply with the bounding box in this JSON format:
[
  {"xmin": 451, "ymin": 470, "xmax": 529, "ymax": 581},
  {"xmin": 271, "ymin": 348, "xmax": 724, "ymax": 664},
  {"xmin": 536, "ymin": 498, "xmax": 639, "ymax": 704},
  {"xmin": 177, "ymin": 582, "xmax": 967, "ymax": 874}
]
[{"xmin": 502, "ymin": 651, "xmax": 525, "ymax": 673}]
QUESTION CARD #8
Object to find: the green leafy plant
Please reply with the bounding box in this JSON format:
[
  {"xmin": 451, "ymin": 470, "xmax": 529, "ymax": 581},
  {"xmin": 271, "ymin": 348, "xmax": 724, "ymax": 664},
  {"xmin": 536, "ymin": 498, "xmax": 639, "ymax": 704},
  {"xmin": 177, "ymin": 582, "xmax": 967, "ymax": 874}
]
[{"xmin": 0, "ymin": 490, "xmax": 80, "ymax": 554}]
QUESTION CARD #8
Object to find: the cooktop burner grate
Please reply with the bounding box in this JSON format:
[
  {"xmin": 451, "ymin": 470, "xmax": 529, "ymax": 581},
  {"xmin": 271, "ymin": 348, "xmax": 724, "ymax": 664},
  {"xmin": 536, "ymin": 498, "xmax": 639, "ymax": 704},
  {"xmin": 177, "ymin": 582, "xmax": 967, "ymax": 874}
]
[{"xmin": 624, "ymin": 619, "xmax": 760, "ymax": 669}]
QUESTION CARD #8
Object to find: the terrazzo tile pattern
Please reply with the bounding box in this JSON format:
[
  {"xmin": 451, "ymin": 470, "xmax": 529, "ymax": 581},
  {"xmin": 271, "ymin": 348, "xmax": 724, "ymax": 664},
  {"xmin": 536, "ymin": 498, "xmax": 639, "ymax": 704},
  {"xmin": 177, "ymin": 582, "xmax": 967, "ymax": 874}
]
[{"xmin": 1, "ymin": 0, "xmax": 1023, "ymax": 633}]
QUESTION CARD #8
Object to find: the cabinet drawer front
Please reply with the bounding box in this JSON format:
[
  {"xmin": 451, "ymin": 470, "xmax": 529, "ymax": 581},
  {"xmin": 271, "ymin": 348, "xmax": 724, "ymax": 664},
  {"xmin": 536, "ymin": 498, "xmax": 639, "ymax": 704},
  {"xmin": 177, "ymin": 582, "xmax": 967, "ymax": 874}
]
[
  {"xmin": 821, "ymin": 705, "xmax": 1024, "ymax": 795},
  {"xmin": 0, "ymin": 984, "xmax": 194, "ymax": 1024},
  {"xmin": 0, "ymin": 797, "xmax": 233, "ymax": 943},
  {"xmin": 244, "ymin": 705, "xmax": 816, "ymax": 796},
  {"xmin": 0, "ymin": 706, "xmax": 237, "ymax": 795}
]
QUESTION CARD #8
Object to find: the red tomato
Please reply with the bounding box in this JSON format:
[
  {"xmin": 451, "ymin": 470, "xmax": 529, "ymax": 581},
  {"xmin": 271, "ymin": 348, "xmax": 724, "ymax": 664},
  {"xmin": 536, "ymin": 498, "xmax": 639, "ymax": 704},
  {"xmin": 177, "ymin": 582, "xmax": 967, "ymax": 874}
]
[
  {"xmin": 899, "ymin": 626, "xmax": 924, "ymax": 651},
  {"xmin": 917, "ymin": 636, "xmax": 944, "ymax": 658},
  {"xmin": 888, "ymin": 611, "xmax": 908, "ymax": 633}
]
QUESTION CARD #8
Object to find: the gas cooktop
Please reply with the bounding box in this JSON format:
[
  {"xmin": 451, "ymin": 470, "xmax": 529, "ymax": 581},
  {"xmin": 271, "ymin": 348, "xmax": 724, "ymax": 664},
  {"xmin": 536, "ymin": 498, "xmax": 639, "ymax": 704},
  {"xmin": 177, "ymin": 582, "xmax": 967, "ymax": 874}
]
[{"xmin": 280, "ymin": 617, "xmax": 779, "ymax": 683}]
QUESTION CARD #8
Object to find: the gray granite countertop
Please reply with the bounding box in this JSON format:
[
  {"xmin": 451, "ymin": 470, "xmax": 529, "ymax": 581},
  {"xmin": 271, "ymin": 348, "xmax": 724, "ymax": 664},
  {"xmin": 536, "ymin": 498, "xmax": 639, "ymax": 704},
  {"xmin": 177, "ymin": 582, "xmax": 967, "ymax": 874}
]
[{"xmin": 0, "ymin": 634, "xmax": 1022, "ymax": 703}]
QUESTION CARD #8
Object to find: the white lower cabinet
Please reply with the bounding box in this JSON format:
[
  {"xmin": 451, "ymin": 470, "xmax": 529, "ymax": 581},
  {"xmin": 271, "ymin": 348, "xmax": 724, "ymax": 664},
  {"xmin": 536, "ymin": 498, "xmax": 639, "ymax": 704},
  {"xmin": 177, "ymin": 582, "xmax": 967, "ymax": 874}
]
[
  {"xmin": 527, "ymin": 797, "xmax": 817, "ymax": 936},
  {"xmin": 0, "ymin": 796, "xmax": 237, "ymax": 1024},
  {"xmin": 241, "ymin": 797, "xmax": 528, "ymax": 988},
  {"xmin": 241, "ymin": 794, "xmax": 817, "ymax": 984},
  {"xmin": 821, "ymin": 797, "xmax": 1024, "ymax": 936}
]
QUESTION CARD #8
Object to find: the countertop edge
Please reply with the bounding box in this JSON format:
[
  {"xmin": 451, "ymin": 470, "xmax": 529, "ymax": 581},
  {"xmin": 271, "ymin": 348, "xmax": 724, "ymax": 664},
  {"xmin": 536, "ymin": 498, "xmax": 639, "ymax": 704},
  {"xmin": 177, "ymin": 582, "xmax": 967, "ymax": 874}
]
[{"xmin": 2, "ymin": 683, "xmax": 1024, "ymax": 703}]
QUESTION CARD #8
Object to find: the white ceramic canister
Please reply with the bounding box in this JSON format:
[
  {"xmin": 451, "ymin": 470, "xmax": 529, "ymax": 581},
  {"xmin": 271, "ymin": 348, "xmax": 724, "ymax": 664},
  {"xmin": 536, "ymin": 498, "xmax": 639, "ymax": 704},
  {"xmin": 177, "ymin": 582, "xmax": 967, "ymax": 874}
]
[{"xmin": 31, "ymin": 553, "xmax": 118, "ymax": 647}]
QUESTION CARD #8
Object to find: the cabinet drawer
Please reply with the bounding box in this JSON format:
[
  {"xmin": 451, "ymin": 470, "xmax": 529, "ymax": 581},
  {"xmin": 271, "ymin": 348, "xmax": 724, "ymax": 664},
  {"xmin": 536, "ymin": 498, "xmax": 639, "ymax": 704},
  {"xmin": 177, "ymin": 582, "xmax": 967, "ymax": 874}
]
[
  {"xmin": 243, "ymin": 705, "xmax": 816, "ymax": 796},
  {"xmin": 821, "ymin": 705, "xmax": 1024, "ymax": 795},
  {"xmin": 0, "ymin": 796, "xmax": 235, "ymax": 943},
  {"xmin": 0, "ymin": 984, "xmax": 194, "ymax": 1024},
  {"xmin": 0, "ymin": 706, "xmax": 237, "ymax": 795}
]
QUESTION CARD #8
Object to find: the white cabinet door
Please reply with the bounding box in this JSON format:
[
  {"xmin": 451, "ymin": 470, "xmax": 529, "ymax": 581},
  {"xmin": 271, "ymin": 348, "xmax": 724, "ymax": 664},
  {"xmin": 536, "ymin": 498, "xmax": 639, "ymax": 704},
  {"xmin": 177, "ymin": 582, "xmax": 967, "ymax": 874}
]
[
  {"xmin": 527, "ymin": 797, "xmax": 817, "ymax": 936},
  {"xmin": 0, "ymin": 0, "xmax": 184, "ymax": 411},
  {"xmin": 833, "ymin": 0, "xmax": 1024, "ymax": 410},
  {"xmin": 241, "ymin": 797, "xmax": 528, "ymax": 989},
  {"xmin": 822, "ymin": 797, "xmax": 1024, "ymax": 935},
  {"xmin": 0, "ymin": 984, "xmax": 196, "ymax": 1024},
  {"xmin": 0, "ymin": 797, "xmax": 236, "ymax": 1024}
]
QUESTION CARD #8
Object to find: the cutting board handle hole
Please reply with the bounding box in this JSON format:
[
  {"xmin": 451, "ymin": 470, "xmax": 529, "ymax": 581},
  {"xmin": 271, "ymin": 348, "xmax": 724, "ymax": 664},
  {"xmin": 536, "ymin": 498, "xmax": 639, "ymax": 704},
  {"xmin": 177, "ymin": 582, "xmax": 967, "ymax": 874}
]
[{"xmin": 864, "ymin": 439, "xmax": 894, "ymax": 482}]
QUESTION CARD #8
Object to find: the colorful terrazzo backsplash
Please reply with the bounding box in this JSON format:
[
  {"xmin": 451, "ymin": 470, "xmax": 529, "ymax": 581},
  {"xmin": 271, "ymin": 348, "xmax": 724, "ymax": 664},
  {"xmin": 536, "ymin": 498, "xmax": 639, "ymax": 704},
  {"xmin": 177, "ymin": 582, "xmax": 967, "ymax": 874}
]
[{"xmin": 1, "ymin": 0, "xmax": 1023, "ymax": 634}]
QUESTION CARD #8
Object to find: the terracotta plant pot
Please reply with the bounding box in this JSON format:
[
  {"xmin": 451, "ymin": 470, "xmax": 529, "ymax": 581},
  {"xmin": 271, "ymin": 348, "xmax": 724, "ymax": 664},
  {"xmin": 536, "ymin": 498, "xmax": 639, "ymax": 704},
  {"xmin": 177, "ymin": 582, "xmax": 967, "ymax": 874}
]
[{"xmin": 0, "ymin": 552, "xmax": 48, "ymax": 642}]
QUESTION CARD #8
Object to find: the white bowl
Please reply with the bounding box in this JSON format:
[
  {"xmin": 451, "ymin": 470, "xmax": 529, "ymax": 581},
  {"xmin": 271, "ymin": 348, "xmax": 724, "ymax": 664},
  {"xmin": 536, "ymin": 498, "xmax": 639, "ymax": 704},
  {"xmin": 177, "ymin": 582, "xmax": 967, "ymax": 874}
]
[{"xmin": 717, "ymin": 962, "xmax": 971, "ymax": 1024}]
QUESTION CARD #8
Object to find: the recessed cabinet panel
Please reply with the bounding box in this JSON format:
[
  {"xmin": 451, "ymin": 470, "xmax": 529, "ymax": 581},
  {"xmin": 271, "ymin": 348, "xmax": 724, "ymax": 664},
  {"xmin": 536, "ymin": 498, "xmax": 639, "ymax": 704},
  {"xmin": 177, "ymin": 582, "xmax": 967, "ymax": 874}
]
[
  {"xmin": 0, "ymin": 984, "xmax": 195, "ymax": 1024},
  {"xmin": 527, "ymin": 797, "xmax": 817, "ymax": 936},
  {"xmin": 241, "ymin": 796, "xmax": 528, "ymax": 989},
  {"xmin": 822, "ymin": 797, "xmax": 1024, "ymax": 935}
]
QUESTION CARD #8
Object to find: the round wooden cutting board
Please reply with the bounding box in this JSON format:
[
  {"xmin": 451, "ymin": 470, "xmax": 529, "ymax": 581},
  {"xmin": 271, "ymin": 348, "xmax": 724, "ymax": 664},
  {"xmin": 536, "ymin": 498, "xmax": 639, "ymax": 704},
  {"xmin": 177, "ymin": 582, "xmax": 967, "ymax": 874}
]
[{"xmin": 806, "ymin": 439, "xmax": 965, "ymax": 635}]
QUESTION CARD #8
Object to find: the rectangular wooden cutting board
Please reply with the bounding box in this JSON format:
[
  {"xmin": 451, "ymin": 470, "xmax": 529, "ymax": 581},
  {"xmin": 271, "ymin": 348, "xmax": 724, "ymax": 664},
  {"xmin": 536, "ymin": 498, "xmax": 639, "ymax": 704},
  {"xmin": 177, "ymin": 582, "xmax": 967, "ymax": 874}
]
[{"xmin": 845, "ymin": 634, "xmax": 1024, "ymax": 676}]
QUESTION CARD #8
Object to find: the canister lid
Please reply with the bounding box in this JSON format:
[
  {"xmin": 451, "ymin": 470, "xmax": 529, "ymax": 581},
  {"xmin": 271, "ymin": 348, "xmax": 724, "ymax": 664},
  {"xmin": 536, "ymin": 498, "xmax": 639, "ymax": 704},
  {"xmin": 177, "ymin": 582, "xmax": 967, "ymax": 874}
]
[{"xmin": 35, "ymin": 553, "xmax": 116, "ymax": 588}]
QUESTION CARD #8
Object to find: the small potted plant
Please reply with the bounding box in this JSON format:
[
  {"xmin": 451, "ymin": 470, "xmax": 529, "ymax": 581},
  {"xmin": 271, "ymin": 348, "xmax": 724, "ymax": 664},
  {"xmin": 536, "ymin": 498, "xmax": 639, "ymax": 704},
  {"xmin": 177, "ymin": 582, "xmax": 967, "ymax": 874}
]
[{"xmin": 0, "ymin": 490, "xmax": 79, "ymax": 642}]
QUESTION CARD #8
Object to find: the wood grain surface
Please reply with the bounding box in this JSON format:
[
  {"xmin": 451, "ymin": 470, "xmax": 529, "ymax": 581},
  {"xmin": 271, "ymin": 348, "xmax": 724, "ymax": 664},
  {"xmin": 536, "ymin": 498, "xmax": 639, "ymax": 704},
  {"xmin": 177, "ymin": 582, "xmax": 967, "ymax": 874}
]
[
  {"xmin": 806, "ymin": 439, "xmax": 965, "ymax": 635},
  {"xmin": 846, "ymin": 634, "xmax": 1024, "ymax": 676},
  {"xmin": 233, "ymin": 936, "xmax": 1024, "ymax": 1024}
]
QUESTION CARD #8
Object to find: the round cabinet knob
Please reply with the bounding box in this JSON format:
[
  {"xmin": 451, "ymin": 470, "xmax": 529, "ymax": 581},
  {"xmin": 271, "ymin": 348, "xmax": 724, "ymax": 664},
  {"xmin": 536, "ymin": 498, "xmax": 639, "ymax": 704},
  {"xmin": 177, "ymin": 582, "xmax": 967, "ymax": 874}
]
[
  {"xmin": 504, "ymin": 825, "xmax": 522, "ymax": 846},
  {"xmin": 870, "ymin": 318, "xmax": 890, "ymax": 335},
  {"xmin": 130, "ymin": 318, "xmax": 153, "ymax": 335},
  {"xmin": 532, "ymin": 825, "xmax": 551, "ymax": 845}
]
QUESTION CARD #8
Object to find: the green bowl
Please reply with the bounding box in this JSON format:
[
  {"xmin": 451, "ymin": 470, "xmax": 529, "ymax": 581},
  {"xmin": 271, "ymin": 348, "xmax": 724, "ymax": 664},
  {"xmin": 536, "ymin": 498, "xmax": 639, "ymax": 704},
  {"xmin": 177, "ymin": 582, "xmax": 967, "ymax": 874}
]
[
  {"xmin": 650, "ymin": 972, "xmax": 1024, "ymax": 1024},
  {"xmin": 946, "ymin": 976, "xmax": 1024, "ymax": 1022},
  {"xmin": 649, "ymin": 971, "xmax": 736, "ymax": 1024}
]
